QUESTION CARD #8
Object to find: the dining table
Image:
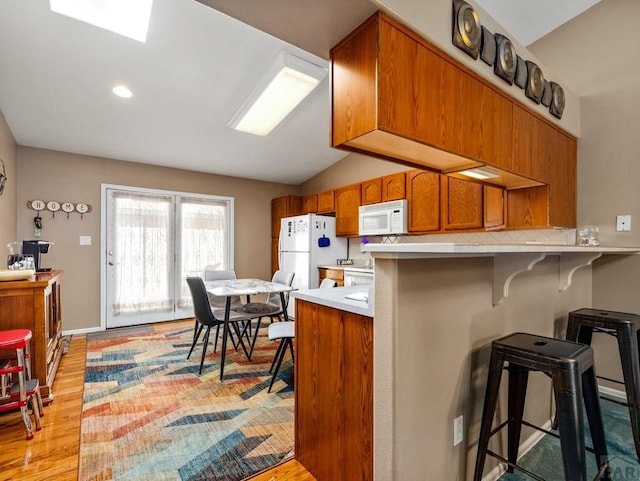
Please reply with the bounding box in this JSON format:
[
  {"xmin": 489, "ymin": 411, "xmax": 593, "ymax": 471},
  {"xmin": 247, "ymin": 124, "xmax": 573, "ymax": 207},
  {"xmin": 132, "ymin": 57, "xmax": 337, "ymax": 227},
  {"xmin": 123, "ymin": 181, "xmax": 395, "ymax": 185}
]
[{"xmin": 205, "ymin": 278, "xmax": 295, "ymax": 380}]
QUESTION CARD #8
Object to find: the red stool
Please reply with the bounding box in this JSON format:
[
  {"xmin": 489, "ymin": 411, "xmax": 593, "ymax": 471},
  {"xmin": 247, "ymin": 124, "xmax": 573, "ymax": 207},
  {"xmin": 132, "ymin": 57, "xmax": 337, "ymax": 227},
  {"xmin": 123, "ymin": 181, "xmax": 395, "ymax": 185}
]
[{"xmin": 0, "ymin": 329, "xmax": 42, "ymax": 440}]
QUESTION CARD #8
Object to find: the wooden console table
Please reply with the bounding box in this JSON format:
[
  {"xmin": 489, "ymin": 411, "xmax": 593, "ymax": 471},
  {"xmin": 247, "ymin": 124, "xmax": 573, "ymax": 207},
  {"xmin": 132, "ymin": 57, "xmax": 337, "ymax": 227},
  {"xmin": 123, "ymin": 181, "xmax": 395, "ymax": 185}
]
[{"xmin": 0, "ymin": 270, "xmax": 63, "ymax": 404}]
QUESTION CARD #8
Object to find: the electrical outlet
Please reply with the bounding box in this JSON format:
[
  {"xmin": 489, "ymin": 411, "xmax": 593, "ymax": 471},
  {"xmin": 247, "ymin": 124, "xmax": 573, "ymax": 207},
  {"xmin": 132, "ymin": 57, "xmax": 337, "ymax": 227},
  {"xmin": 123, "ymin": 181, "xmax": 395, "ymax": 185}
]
[
  {"xmin": 616, "ymin": 215, "xmax": 632, "ymax": 232},
  {"xmin": 454, "ymin": 415, "xmax": 464, "ymax": 446}
]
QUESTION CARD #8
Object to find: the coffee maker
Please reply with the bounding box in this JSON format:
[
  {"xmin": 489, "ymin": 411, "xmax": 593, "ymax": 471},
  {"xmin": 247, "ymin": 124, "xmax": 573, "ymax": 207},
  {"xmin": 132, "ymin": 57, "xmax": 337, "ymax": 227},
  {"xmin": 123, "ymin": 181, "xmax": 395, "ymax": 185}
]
[{"xmin": 22, "ymin": 240, "xmax": 53, "ymax": 272}]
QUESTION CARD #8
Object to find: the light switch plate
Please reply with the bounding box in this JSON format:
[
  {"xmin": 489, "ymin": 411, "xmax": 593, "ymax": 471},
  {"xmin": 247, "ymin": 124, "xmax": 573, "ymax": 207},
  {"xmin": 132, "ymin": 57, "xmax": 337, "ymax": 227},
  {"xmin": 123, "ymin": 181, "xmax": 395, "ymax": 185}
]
[
  {"xmin": 616, "ymin": 215, "xmax": 631, "ymax": 232},
  {"xmin": 80, "ymin": 235, "xmax": 92, "ymax": 245}
]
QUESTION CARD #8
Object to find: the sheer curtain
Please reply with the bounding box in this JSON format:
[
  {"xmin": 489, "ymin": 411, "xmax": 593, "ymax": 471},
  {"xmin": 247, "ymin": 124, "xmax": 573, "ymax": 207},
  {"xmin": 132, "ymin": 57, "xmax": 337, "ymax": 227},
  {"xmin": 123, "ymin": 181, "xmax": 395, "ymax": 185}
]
[
  {"xmin": 112, "ymin": 192, "xmax": 174, "ymax": 315},
  {"xmin": 107, "ymin": 187, "xmax": 233, "ymax": 323},
  {"xmin": 177, "ymin": 197, "xmax": 230, "ymax": 309}
]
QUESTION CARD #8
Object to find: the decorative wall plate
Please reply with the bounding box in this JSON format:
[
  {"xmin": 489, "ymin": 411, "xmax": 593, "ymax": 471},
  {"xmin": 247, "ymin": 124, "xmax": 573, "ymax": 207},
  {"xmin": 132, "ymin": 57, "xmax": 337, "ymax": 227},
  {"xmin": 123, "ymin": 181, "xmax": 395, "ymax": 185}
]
[
  {"xmin": 494, "ymin": 33, "xmax": 516, "ymax": 84},
  {"xmin": 480, "ymin": 26, "xmax": 495, "ymax": 66},
  {"xmin": 46, "ymin": 200, "xmax": 61, "ymax": 212},
  {"xmin": 61, "ymin": 202, "xmax": 75, "ymax": 213},
  {"xmin": 549, "ymin": 82, "xmax": 565, "ymax": 119},
  {"xmin": 28, "ymin": 199, "xmax": 45, "ymax": 211},
  {"xmin": 525, "ymin": 60, "xmax": 545, "ymax": 103},
  {"xmin": 514, "ymin": 56, "xmax": 527, "ymax": 89},
  {"xmin": 452, "ymin": 0, "xmax": 481, "ymax": 59},
  {"xmin": 541, "ymin": 80, "xmax": 552, "ymax": 107}
]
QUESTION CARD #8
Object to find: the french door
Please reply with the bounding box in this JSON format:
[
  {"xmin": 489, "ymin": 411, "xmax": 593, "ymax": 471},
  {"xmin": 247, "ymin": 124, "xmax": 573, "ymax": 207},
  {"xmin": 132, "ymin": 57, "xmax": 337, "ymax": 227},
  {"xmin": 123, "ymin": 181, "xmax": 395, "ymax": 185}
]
[{"xmin": 103, "ymin": 185, "xmax": 233, "ymax": 329}]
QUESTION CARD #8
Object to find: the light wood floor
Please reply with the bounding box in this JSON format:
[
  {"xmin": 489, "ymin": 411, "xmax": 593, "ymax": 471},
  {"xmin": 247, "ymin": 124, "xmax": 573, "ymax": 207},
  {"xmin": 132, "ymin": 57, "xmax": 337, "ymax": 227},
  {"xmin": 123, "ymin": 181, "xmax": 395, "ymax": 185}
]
[
  {"xmin": 0, "ymin": 335, "xmax": 86, "ymax": 481},
  {"xmin": 0, "ymin": 334, "xmax": 315, "ymax": 481}
]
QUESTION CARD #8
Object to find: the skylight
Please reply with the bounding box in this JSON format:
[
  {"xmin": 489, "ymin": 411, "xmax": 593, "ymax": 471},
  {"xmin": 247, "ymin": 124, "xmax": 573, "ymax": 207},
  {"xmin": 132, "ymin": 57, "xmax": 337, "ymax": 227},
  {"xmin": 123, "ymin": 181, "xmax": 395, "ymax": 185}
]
[{"xmin": 49, "ymin": 0, "xmax": 154, "ymax": 43}]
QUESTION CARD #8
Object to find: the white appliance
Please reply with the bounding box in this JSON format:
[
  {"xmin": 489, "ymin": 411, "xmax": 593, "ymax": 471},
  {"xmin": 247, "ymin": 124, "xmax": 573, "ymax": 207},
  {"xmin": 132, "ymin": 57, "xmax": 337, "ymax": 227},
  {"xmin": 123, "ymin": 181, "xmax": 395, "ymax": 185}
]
[
  {"xmin": 279, "ymin": 214, "xmax": 348, "ymax": 318},
  {"xmin": 343, "ymin": 268, "xmax": 374, "ymax": 287},
  {"xmin": 359, "ymin": 199, "xmax": 408, "ymax": 236}
]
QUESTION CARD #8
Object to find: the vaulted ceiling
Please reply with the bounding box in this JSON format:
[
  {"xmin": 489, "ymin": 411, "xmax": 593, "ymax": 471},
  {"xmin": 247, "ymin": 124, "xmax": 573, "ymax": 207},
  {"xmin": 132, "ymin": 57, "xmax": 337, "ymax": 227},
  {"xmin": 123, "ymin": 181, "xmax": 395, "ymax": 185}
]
[{"xmin": 0, "ymin": 0, "xmax": 611, "ymax": 186}]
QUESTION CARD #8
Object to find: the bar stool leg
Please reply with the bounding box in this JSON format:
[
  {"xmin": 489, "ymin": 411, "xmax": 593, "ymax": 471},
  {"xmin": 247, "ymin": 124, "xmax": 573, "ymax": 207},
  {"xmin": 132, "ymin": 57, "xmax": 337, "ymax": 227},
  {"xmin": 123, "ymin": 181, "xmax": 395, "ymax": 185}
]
[
  {"xmin": 507, "ymin": 365, "xmax": 529, "ymax": 472},
  {"xmin": 473, "ymin": 350, "xmax": 506, "ymax": 481},
  {"xmin": 16, "ymin": 348, "xmax": 34, "ymax": 440},
  {"xmin": 582, "ymin": 366, "xmax": 610, "ymax": 479},
  {"xmin": 553, "ymin": 367, "xmax": 587, "ymax": 481},
  {"xmin": 617, "ymin": 324, "xmax": 640, "ymax": 462}
]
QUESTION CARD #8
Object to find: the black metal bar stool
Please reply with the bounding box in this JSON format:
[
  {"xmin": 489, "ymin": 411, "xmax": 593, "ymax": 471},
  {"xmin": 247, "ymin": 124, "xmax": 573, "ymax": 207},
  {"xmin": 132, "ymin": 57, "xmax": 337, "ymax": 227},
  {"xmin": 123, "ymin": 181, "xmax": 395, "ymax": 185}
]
[
  {"xmin": 474, "ymin": 332, "xmax": 609, "ymax": 481},
  {"xmin": 567, "ymin": 308, "xmax": 640, "ymax": 462}
]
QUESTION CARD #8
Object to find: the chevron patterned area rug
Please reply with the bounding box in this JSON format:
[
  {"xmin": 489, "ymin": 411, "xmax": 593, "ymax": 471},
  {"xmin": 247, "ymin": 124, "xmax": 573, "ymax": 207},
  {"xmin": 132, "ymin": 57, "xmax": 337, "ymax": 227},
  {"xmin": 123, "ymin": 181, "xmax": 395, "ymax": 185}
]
[{"xmin": 78, "ymin": 319, "xmax": 294, "ymax": 481}]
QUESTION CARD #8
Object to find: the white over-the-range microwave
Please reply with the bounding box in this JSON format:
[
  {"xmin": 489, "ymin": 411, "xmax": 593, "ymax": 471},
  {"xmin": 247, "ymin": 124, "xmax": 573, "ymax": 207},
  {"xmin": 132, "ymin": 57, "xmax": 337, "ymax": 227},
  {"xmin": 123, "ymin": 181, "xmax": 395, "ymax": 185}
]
[{"xmin": 358, "ymin": 199, "xmax": 408, "ymax": 236}]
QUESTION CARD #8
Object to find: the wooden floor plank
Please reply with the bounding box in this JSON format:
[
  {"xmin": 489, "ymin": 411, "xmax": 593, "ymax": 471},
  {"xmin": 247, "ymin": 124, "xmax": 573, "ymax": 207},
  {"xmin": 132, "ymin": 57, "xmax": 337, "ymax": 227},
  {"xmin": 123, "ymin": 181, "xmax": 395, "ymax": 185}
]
[
  {"xmin": 0, "ymin": 333, "xmax": 313, "ymax": 481},
  {"xmin": 0, "ymin": 335, "xmax": 86, "ymax": 481},
  {"xmin": 246, "ymin": 460, "xmax": 317, "ymax": 481}
]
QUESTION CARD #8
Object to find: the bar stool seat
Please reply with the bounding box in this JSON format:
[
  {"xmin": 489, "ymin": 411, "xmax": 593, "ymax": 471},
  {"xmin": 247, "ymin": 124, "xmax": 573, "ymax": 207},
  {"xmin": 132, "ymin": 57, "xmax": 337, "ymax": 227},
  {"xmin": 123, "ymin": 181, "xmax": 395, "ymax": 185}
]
[
  {"xmin": 0, "ymin": 329, "xmax": 42, "ymax": 440},
  {"xmin": 567, "ymin": 308, "xmax": 640, "ymax": 462},
  {"xmin": 474, "ymin": 332, "xmax": 610, "ymax": 481}
]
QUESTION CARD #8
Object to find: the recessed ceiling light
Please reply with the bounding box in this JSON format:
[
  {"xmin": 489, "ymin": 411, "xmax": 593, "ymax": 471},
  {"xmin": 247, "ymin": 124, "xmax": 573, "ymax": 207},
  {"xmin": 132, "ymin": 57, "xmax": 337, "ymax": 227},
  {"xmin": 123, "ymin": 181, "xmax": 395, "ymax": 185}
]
[
  {"xmin": 49, "ymin": 0, "xmax": 154, "ymax": 43},
  {"xmin": 112, "ymin": 85, "xmax": 133, "ymax": 98}
]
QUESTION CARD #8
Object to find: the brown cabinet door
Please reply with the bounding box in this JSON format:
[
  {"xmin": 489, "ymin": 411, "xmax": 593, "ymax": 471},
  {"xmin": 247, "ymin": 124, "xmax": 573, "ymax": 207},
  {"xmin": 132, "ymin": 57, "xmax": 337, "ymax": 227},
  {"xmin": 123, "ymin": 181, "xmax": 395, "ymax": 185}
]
[
  {"xmin": 318, "ymin": 267, "xmax": 345, "ymax": 287},
  {"xmin": 442, "ymin": 177, "xmax": 483, "ymax": 230},
  {"xmin": 548, "ymin": 133, "xmax": 577, "ymax": 228},
  {"xmin": 271, "ymin": 197, "xmax": 289, "ymax": 238},
  {"xmin": 484, "ymin": 185, "xmax": 505, "ymax": 230},
  {"xmin": 507, "ymin": 186, "xmax": 549, "ymax": 228},
  {"xmin": 272, "ymin": 196, "xmax": 303, "ymax": 237},
  {"xmin": 302, "ymin": 194, "xmax": 318, "ymax": 214},
  {"xmin": 331, "ymin": 18, "xmax": 378, "ymax": 147},
  {"xmin": 381, "ymin": 172, "xmax": 406, "ymax": 201},
  {"xmin": 361, "ymin": 178, "xmax": 382, "ymax": 205},
  {"xmin": 406, "ymin": 170, "xmax": 440, "ymax": 232},
  {"xmin": 512, "ymin": 105, "xmax": 549, "ymax": 182},
  {"xmin": 317, "ymin": 190, "xmax": 335, "ymax": 213},
  {"xmin": 335, "ymin": 183, "xmax": 362, "ymax": 236},
  {"xmin": 295, "ymin": 300, "xmax": 373, "ymax": 481}
]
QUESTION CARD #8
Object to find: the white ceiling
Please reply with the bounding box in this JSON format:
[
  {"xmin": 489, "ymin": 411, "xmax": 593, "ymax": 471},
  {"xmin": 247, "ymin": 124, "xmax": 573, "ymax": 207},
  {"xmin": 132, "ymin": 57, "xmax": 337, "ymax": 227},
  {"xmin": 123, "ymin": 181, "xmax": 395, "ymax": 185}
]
[
  {"xmin": 0, "ymin": 0, "xmax": 602, "ymax": 186},
  {"xmin": 475, "ymin": 0, "xmax": 601, "ymax": 46},
  {"xmin": 0, "ymin": 0, "xmax": 363, "ymax": 185}
]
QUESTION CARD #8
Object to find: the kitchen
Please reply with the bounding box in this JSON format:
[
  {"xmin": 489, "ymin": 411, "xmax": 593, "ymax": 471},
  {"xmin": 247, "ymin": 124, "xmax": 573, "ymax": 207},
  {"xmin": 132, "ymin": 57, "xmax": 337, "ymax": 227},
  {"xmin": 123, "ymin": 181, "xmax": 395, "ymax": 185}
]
[{"xmin": 2, "ymin": 0, "xmax": 640, "ymax": 480}]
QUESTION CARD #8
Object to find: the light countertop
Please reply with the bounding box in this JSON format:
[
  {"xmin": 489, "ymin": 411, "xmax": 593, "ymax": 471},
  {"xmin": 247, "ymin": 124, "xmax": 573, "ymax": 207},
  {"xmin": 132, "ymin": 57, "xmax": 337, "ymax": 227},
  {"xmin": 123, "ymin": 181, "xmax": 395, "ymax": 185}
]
[
  {"xmin": 317, "ymin": 264, "xmax": 374, "ymax": 273},
  {"xmin": 364, "ymin": 242, "xmax": 640, "ymax": 258},
  {"xmin": 293, "ymin": 285, "xmax": 374, "ymax": 317}
]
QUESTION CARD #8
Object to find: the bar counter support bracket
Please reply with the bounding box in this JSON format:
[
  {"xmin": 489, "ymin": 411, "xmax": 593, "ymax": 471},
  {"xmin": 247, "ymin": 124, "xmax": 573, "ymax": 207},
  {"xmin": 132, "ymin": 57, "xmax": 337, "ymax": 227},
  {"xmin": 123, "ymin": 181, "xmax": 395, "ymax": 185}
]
[
  {"xmin": 558, "ymin": 252, "xmax": 603, "ymax": 291},
  {"xmin": 493, "ymin": 253, "xmax": 547, "ymax": 306}
]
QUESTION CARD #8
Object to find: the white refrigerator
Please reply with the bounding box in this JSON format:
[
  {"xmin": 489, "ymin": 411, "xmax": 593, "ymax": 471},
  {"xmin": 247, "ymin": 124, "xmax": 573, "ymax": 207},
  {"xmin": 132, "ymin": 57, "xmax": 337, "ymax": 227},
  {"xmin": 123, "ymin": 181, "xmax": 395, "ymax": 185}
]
[{"xmin": 279, "ymin": 214, "xmax": 348, "ymax": 318}]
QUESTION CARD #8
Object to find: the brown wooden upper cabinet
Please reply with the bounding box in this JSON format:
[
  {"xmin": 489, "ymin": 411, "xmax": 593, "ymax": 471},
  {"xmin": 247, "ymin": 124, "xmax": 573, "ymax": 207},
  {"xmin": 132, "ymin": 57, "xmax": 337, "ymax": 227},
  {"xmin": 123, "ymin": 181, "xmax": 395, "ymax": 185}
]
[
  {"xmin": 271, "ymin": 196, "xmax": 301, "ymax": 238},
  {"xmin": 361, "ymin": 178, "xmax": 382, "ymax": 205},
  {"xmin": 317, "ymin": 189, "xmax": 335, "ymax": 213},
  {"xmin": 484, "ymin": 185, "xmax": 505, "ymax": 230},
  {"xmin": 406, "ymin": 170, "xmax": 440, "ymax": 233},
  {"xmin": 331, "ymin": 12, "xmax": 513, "ymax": 174},
  {"xmin": 302, "ymin": 194, "xmax": 318, "ymax": 214},
  {"xmin": 441, "ymin": 177, "xmax": 483, "ymax": 230},
  {"xmin": 335, "ymin": 183, "xmax": 361, "ymax": 236},
  {"xmin": 382, "ymin": 172, "xmax": 406, "ymax": 201}
]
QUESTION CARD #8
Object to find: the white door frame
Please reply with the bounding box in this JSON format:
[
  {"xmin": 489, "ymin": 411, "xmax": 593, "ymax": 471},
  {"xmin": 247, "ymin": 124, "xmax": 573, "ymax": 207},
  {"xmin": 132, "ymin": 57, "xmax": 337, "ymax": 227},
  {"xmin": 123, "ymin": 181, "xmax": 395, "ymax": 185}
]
[{"xmin": 100, "ymin": 183, "xmax": 234, "ymax": 331}]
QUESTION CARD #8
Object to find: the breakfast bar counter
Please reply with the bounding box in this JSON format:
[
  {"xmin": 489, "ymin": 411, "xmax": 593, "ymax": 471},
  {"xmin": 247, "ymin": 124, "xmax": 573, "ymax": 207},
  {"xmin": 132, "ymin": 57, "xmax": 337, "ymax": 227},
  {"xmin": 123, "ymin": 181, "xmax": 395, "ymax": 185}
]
[{"xmin": 363, "ymin": 244, "xmax": 637, "ymax": 480}]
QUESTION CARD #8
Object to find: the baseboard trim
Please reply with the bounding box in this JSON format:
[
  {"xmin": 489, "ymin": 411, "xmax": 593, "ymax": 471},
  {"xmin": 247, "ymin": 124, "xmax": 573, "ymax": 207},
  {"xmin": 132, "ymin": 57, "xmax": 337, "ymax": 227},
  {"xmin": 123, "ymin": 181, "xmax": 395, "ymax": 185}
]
[
  {"xmin": 598, "ymin": 385, "xmax": 627, "ymax": 403},
  {"xmin": 62, "ymin": 326, "xmax": 103, "ymax": 336},
  {"xmin": 481, "ymin": 419, "xmax": 553, "ymax": 481}
]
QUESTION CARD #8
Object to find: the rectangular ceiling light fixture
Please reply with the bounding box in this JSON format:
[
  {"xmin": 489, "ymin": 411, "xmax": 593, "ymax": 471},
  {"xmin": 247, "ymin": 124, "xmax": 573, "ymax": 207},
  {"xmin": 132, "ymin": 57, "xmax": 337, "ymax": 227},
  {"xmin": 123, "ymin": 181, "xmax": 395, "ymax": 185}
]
[
  {"xmin": 49, "ymin": 0, "xmax": 154, "ymax": 43},
  {"xmin": 229, "ymin": 51, "xmax": 328, "ymax": 136},
  {"xmin": 457, "ymin": 166, "xmax": 502, "ymax": 180}
]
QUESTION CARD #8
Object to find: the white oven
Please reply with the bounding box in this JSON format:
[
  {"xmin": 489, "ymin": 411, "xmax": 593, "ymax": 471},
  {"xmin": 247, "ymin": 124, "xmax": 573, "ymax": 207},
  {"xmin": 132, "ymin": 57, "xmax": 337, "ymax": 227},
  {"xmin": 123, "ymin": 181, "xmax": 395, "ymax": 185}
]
[
  {"xmin": 343, "ymin": 269, "xmax": 374, "ymax": 287},
  {"xmin": 359, "ymin": 199, "xmax": 407, "ymax": 236}
]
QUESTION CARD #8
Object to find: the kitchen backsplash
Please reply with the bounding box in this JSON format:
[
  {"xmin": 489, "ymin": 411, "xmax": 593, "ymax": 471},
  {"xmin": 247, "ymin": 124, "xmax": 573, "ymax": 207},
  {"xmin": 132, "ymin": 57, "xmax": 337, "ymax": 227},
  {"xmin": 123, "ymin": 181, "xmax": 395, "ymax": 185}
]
[{"xmin": 403, "ymin": 228, "xmax": 577, "ymax": 245}]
